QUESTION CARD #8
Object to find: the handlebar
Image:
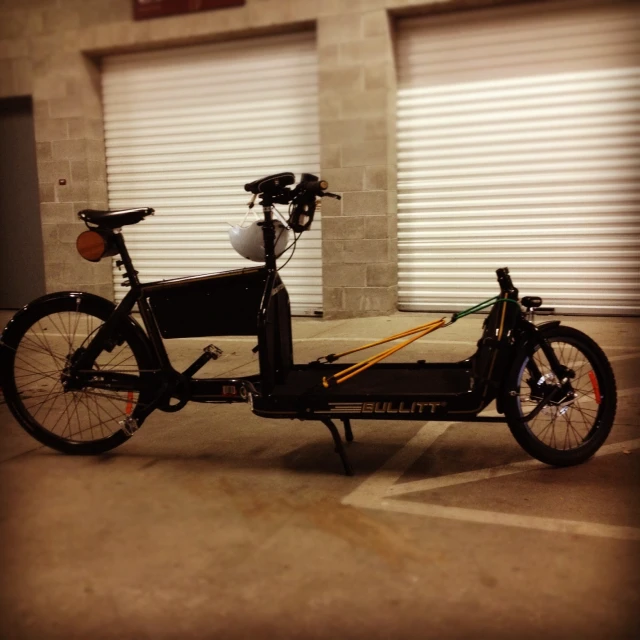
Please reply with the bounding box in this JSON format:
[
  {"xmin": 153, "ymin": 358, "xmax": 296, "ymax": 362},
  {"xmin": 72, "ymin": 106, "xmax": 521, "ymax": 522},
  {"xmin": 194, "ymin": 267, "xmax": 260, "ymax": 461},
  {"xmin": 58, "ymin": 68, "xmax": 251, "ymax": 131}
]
[
  {"xmin": 244, "ymin": 172, "xmax": 341, "ymax": 205},
  {"xmin": 242, "ymin": 171, "xmax": 340, "ymax": 232}
]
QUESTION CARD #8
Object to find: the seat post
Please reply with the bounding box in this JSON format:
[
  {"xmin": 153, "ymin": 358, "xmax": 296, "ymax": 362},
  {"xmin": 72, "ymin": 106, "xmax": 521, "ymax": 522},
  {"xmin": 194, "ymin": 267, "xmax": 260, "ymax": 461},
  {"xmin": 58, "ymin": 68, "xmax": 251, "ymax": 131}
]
[{"xmin": 112, "ymin": 230, "xmax": 140, "ymax": 287}]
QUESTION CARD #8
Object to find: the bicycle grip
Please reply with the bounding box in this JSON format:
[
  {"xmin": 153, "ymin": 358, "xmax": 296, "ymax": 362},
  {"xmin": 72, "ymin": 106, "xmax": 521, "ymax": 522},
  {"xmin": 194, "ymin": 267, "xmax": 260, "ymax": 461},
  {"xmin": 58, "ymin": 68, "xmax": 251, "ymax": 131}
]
[{"xmin": 300, "ymin": 178, "xmax": 328, "ymax": 194}]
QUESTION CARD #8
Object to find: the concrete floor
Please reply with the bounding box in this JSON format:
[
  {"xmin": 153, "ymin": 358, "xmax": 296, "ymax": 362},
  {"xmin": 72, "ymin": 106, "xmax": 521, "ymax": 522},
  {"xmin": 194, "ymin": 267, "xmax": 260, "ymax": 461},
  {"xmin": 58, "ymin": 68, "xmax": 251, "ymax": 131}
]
[{"xmin": 0, "ymin": 310, "xmax": 639, "ymax": 639}]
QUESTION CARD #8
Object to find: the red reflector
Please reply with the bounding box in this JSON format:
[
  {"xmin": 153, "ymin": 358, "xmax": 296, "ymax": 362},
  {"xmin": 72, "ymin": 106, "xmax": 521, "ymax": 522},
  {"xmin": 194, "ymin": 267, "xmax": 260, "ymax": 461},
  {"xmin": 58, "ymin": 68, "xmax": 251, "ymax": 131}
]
[
  {"xmin": 588, "ymin": 370, "xmax": 601, "ymax": 405},
  {"xmin": 125, "ymin": 391, "xmax": 134, "ymax": 415}
]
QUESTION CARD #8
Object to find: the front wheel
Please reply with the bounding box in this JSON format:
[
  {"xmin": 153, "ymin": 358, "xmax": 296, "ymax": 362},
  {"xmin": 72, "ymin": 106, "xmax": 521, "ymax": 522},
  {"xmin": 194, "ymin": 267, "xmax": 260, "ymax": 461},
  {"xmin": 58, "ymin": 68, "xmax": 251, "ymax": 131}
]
[
  {"xmin": 1, "ymin": 294, "xmax": 155, "ymax": 454},
  {"xmin": 503, "ymin": 326, "xmax": 617, "ymax": 466}
]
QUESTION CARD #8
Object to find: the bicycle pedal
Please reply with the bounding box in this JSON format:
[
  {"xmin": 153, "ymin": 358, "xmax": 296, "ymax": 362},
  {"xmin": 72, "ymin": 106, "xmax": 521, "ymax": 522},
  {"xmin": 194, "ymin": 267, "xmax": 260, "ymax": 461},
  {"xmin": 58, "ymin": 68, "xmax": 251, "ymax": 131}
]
[
  {"xmin": 204, "ymin": 344, "xmax": 223, "ymax": 359},
  {"xmin": 119, "ymin": 416, "xmax": 139, "ymax": 436}
]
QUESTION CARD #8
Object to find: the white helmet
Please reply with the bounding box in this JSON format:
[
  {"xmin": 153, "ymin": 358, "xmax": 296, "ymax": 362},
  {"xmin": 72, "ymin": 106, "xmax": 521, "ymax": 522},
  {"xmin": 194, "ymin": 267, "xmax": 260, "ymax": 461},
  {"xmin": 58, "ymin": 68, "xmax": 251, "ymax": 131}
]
[{"xmin": 228, "ymin": 220, "xmax": 290, "ymax": 262}]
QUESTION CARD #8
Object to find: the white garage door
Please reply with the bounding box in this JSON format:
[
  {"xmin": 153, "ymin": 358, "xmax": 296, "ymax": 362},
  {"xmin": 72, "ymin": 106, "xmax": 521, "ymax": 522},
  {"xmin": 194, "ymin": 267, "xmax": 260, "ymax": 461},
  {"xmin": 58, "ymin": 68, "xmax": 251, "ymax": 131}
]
[
  {"xmin": 397, "ymin": 1, "xmax": 640, "ymax": 314},
  {"xmin": 102, "ymin": 31, "xmax": 322, "ymax": 315}
]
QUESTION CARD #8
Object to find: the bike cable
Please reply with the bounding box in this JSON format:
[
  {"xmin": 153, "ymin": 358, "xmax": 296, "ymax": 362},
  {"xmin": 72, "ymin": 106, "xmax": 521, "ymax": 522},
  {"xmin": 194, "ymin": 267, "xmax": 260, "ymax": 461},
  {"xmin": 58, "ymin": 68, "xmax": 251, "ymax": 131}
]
[
  {"xmin": 276, "ymin": 202, "xmax": 301, "ymax": 271},
  {"xmin": 277, "ymin": 232, "xmax": 300, "ymax": 271}
]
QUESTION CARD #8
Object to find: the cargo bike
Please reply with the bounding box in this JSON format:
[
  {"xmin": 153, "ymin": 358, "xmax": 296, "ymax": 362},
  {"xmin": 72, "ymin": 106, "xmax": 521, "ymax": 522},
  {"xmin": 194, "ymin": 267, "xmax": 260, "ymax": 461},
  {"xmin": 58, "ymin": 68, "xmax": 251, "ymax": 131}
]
[{"xmin": 0, "ymin": 173, "xmax": 617, "ymax": 475}]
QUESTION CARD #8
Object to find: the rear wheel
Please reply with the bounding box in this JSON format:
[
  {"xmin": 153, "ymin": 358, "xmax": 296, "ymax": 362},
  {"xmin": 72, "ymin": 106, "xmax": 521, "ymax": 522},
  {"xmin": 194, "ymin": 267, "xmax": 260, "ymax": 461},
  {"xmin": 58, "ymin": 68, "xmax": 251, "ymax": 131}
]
[
  {"xmin": 1, "ymin": 294, "xmax": 154, "ymax": 454},
  {"xmin": 503, "ymin": 326, "xmax": 616, "ymax": 466}
]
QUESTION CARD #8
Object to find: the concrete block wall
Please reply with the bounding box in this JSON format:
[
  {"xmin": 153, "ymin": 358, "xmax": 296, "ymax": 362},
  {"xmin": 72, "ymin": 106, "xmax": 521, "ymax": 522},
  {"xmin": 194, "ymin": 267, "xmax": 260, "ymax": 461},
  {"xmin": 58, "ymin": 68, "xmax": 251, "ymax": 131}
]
[
  {"xmin": 317, "ymin": 9, "xmax": 398, "ymax": 316},
  {"xmin": 0, "ymin": 0, "xmax": 515, "ymax": 317}
]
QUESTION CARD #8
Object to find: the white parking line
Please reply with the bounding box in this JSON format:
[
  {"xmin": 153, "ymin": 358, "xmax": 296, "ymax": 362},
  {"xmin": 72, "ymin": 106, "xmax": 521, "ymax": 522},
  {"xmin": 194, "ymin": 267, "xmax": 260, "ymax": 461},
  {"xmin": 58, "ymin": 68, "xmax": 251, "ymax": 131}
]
[
  {"xmin": 617, "ymin": 387, "xmax": 640, "ymax": 398},
  {"xmin": 342, "ymin": 422, "xmax": 640, "ymax": 541},
  {"xmin": 341, "ymin": 422, "xmax": 452, "ymax": 503},
  {"xmin": 385, "ymin": 438, "xmax": 640, "ymax": 497},
  {"xmin": 371, "ymin": 499, "xmax": 640, "ymax": 542},
  {"xmin": 608, "ymin": 353, "xmax": 640, "ymax": 362}
]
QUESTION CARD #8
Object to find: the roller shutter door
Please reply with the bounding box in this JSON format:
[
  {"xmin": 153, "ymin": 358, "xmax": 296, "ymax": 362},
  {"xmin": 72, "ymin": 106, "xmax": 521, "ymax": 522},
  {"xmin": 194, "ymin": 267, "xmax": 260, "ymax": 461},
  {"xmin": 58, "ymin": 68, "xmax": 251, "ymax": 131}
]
[
  {"xmin": 397, "ymin": 1, "xmax": 640, "ymax": 314},
  {"xmin": 102, "ymin": 32, "xmax": 322, "ymax": 315}
]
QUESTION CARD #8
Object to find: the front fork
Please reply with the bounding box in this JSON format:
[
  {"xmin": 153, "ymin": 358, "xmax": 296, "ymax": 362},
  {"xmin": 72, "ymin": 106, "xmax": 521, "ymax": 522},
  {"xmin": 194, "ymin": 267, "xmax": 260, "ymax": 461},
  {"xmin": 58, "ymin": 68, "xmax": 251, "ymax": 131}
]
[
  {"xmin": 522, "ymin": 321, "xmax": 574, "ymax": 381},
  {"xmin": 512, "ymin": 320, "xmax": 576, "ymax": 420}
]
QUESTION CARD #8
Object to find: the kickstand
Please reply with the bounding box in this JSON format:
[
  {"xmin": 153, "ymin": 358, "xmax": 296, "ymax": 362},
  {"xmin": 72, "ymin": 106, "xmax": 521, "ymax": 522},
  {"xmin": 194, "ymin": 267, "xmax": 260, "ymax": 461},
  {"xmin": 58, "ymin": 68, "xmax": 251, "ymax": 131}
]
[
  {"xmin": 342, "ymin": 418, "xmax": 354, "ymax": 443},
  {"xmin": 321, "ymin": 419, "xmax": 354, "ymax": 476}
]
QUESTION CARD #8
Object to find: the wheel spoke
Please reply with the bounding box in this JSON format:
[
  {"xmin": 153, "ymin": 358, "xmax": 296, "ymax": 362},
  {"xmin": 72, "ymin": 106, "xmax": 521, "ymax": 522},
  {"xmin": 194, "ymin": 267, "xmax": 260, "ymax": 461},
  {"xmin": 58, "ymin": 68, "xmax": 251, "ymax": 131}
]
[
  {"xmin": 14, "ymin": 369, "xmax": 60, "ymax": 380},
  {"xmin": 533, "ymin": 416, "xmax": 554, "ymax": 443},
  {"xmin": 82, "ymin": 388, "xmax": 141, "ymax": 404},
  {"xmin": 60, "ymin": 390, "xmax": 74, "ymax": 438},
  {"xmin": 101, "ymin": 353, "xmax": 137, "ymax": 370},
  {"xmin": 14, "ymin": 350, "xmax": 57, "ymax": 374},
  {"xmin": 98, "ymin": 344, "xmax": 131, "ymax": 369},
  {"xmin": 14, "ymin": 366, "xmax": 60, "ymax": 384},
  {"xmin": 73, "ymin": 391, "xmax": 95, "ymax": 440},
  {"xmin": 46, "ymin": 313, "xmax": 72, "ymax": 354},
  {"xmin": 21, "ymin": 330, "xmax": 65, "ymax": 366},
  {"xmin": 77, "ymin": 394, "xmax": 119, "ymax": 437},
  {"xmin": 564, "ymin": 413, "xmax": 585, "ymax": 447},
  {"xmin": 93, "ymin": 396, "xmax": 109, "ymax": 438},
  {"xmin": 68, "ymin": 392, "xmax": 85, "ymax": 437},
  {"xmin": 13, "ymin": 338, "xmax": 66, "ymax": 363},
  {"xmin": 38, "ymin": 317, "xmax": 70, "ymax": 359},
  {"xmin": 45, "ymin": 396, "xmax": 69, "ymax": 435},
  {"xmin": 38, "ymin": 391, "xmax": 66, "ymax": 425},
  {"xmin": 23, "ymin": 388, "xmax": 66, "ymax": 413},
  {"xmin": 70, "ymin": 308, "xmax": 83, "ymax": 348}
]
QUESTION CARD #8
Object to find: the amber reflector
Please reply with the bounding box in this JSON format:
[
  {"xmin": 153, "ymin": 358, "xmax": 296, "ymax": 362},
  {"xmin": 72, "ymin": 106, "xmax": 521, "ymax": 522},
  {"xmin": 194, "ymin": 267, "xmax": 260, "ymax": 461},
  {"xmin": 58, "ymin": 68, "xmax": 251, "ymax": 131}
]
[{"xmin": 76, "ymin": 230, "xmax": 106, "ymax": 262}]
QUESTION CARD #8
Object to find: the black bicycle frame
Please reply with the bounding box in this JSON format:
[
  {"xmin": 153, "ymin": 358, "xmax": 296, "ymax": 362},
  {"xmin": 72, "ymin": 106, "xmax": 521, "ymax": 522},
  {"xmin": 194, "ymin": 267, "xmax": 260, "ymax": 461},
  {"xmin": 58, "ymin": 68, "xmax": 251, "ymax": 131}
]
[{"xmin": 70, "ymin": 207, "xmax": 569, "ymax": 433}]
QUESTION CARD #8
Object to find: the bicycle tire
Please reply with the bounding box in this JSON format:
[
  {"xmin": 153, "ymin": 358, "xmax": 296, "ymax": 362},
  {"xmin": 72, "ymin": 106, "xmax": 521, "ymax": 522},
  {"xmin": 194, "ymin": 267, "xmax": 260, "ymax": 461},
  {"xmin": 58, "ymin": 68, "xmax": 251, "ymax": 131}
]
[
  {"xmin": 503, "ymin": 325, "xmax": 617, "ymax": 466},
  {"xmin": 0, "ymin": 293, "xmax": 155, "ymax": 454}
]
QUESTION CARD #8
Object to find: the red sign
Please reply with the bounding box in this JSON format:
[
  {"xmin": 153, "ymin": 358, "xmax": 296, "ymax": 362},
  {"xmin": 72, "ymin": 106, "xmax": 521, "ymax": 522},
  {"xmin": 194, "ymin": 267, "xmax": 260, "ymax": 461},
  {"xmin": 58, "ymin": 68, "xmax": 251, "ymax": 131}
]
[{"xmin": 134, "ymin": 0, "xmax": 245, "ymax": 21}]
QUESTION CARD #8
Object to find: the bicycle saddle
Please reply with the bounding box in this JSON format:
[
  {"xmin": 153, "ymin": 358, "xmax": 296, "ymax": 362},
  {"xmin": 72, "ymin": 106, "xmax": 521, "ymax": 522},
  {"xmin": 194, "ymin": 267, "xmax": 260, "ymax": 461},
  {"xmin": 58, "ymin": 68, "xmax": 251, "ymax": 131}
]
[{"xmin": 78, "ymin": 207, "xmax": 155, "ymax": 229}]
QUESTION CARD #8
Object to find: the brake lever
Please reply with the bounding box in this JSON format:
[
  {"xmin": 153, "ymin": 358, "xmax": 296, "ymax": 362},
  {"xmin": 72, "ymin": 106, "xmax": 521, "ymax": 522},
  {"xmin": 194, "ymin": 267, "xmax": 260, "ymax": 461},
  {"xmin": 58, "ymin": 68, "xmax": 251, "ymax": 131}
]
[{"xmin": 323, "ymin": 192, "xmax": 341, "ymax": 200}]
